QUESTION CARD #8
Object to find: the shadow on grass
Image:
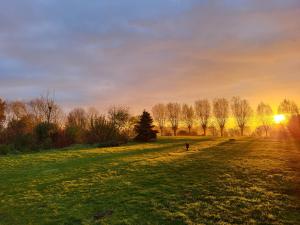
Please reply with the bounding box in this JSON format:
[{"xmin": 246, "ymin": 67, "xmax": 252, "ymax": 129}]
[
  {"xmin": 0, "ymin": 137, "xmax": 216, "ymax": 183},
  {"xmin": 59, "ymin": 139, "xmax": 255, "ymax": 225},
  {"xmin": 3, "ymin": 138, "xmax": 299, "ymax": 225},
  {"xmin": 92, "ymin": 138, "xmax": 299, "ymax": 225}
]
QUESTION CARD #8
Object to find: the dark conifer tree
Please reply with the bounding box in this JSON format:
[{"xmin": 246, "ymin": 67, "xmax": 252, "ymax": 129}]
[{"xmin": 134, "ymin": 110, "xmax": 157, "ymax": 142}]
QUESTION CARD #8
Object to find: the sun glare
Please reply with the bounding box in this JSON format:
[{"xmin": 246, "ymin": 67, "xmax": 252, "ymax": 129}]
[{"xmin": 274, "ymin": 114, "xmax": 286, "ymax": 124}]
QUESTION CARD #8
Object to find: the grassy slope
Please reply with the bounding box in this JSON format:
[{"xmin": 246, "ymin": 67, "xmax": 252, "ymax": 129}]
[{"xmin": 0, "ymin": 137, "xmax": 299, "ymax": 225}]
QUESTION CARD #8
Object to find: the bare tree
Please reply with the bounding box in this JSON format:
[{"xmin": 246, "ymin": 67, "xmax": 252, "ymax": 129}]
[
  {"xmin": 195, "ymin": 99, "xmax": 211, "ymax": 136},
  {"xmin": 123, "ymin": 116, "xmax": 139, "ymax": 138},
  {"xmin": 28, "ymin": 98, "xmax": 44, "ymax": 122},
  {"xmin": 278, "ymin": 99, "xmax": 299, "ymax": 116},
  {"xmin": 67, "ymin": 108, "xmax": 88, "ymax": 130},
  {"xmin": 213, "ymin": 98, "xmax": 229, "ymax": 137},
  {"xmin": 182, "ymin": 104, "xmax": 194, "ymax": 134},
  {"xmin": 0, "ymin": 98, "xmax": 6, "ymax": 129},
  {"xmin": 87, "ymin": 107, "xmax": 99, "ymax": 118},
  {"xmin": 6, "ymin": 101, "xmax": 28, "ymax": 121},
  {"xmin": 166, "ymin": 103, "xmax": 181, "ymax": 136},
  {"xmin": 208, "ymin": 120, "xmax": 218, "ymax": 136},
  {"xmin": 107, "ymin": 105, "xmax": 130, "ymax": 130},
  {"xmin": 231, "ymin": 97, "xmax": 252, "ymax": 136},
  {"xmin": 28, "ymin": 93, "xmax": 63, "ymax": 125},
  {"xmin": 44, "ymin": 94, "xmax": 55, "ymax": 124},
  {"xmin": 152, "ymin": 103, "xmax": 167, "ymax": 135},
  {"xmin": 257, "ymin": 102, "xmax": 273, "ymax": 137}
]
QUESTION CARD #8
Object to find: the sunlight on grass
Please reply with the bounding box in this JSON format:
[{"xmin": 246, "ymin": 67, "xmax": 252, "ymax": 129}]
[{"xmin": 0, "ymin": 137, "xmax": 299, "ymax": 224}]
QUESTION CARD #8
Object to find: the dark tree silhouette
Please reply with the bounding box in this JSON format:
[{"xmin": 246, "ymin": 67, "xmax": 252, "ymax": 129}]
[
  {"xmin": 182, "ymin": 104, "xmax": 194, "ymax": 134},
  {"xmin": 152, "ymin": 103, "xmax": 167, "ymax": 135},
  {"xmin": 195, "ymin": 99, "xmax": 211, "ymax": 136},
  {"xmin": 231, "ymin": 97, "xmax": 252, "ymax": 136},
  {"xmin": 278, "ymin": 99, "xmax": 299, "ymax": 116},
  {"xmin": 167, "ymin": 103, "xmax": 181, "ymax": 136},
  {"xmin": 134, "ymin": 111, "xmax": 157, "ymax": 142},
  {"xmin": 213, "ymin": 98, "xmax": 229, "ymax": 137},
  {"xmin": 257, "ymin": 102, "xmax": 273, "ymax": 137}
]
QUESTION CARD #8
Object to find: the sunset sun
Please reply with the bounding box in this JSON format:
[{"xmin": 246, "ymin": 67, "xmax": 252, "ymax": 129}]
[{"xmin": 274, "ymin": 114, "xmax": 286, "ymax": 124}]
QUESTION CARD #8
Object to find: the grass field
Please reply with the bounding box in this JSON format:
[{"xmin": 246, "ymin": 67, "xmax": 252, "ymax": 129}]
[{"xmin": 0, "ymin": 137, "xmax": 299, "ymax": 225}]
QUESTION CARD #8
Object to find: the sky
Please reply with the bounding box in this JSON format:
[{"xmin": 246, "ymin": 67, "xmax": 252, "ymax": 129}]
[{"xmin": 0, "ymin": 0, "xmax": 300, "ymax": 113}]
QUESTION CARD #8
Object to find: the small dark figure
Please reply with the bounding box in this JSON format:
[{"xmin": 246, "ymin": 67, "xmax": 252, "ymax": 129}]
[
  {"xmin": 185, "ymin": 143, "xmax": 190, "ymax": 151},
  {"xmin": 93, "ymin": 210, "xmax": 113, "ymax": 220}
]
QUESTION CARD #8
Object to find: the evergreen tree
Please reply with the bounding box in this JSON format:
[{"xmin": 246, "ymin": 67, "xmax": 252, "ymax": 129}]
[{"xmin": 134, "ymin": 110, "xmax": 157, "ymax": 142}]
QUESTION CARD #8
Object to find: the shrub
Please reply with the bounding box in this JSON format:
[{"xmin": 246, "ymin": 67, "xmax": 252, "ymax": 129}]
[
  {"xmin": 0, "ymin": 144, "xmax": 13, "ymax": 155},
  {"xmin": 97, "ymin": 141, "xmax": 121, "ymax": 148},
  {"xmin": 14, "ymin": 133, "xmax": 35, "ymax": 151},
  {"xmin": 177, "ymin": 130, "xmax": 189, "ymax": 136},
  {"xmin": 5, "ymin": 116, "xmax": 35, "ymax": 151},
  {"xmin": 86, "ymin": 116, "xmax": 121, "ymax": 144},
  {"xmin": 164, "ymin": 131, "xmax": 173, "ymax": 136},
  {"xmin": 177, "ymin": 130, "xmax": 198, "ymax": 136},
  {"xmin": 52, "ymin": 129, "xmax": 73, "ymax": 148},
  {"xmin": 288, "ymin": 115, "xmax": 300, "ymax": 140},
  {"xmin": 65, "ymin": 126, "xmax": 86, "ymax": 144},
  {"xmin": 34, "ymin": 122, "xmax": 59, "ymax": 149}
]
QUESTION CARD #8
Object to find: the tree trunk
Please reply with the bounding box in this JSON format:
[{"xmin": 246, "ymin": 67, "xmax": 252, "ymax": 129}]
[
  {"xmin": 220, "ymin": 127, "xmax": 224, "ymax": 137},
  {"xmin": 188, "ymin": 126, "xmax": 191, "ymax": 135},
  {"xmin": 203, "ymin": 126, "xmax": 207, "ymax": 136},
  {"xmin": 173, "ymin": 128, "xmax": 177, "ymax": 136},
  {"xmin": 160, "ymin": 128, "xmax": 163, "ymax": 136},
  {"xmin": 240, "ymin": 126, "xmax": 244, "ymax": 136},
  {"xmin": 47, "ymin": 106, "xmax": 52, "ymax": 124}
]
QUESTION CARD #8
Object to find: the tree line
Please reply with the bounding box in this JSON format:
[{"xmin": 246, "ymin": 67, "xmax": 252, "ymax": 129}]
[
  {"xmin": 0, "ymin": 94, "xmax": 299, "ymax": 155},
  {"xmin": 0, "ymin": 94, "xmax": 141, "ymax": 154},
  {"xmin": 152, "ymin": 97, "xmax": 300, "ymax": 137}
]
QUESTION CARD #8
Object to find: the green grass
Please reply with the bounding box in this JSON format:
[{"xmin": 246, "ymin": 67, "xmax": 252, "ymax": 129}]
[{"xmin": 0, "ymin": 137, "xmax": 299, "ymax": 225}]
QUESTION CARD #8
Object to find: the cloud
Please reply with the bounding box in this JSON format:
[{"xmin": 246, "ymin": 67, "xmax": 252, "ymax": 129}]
[{"xmin": 0, "ymin": 0, "xmax": 300, "ymax": 113}]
